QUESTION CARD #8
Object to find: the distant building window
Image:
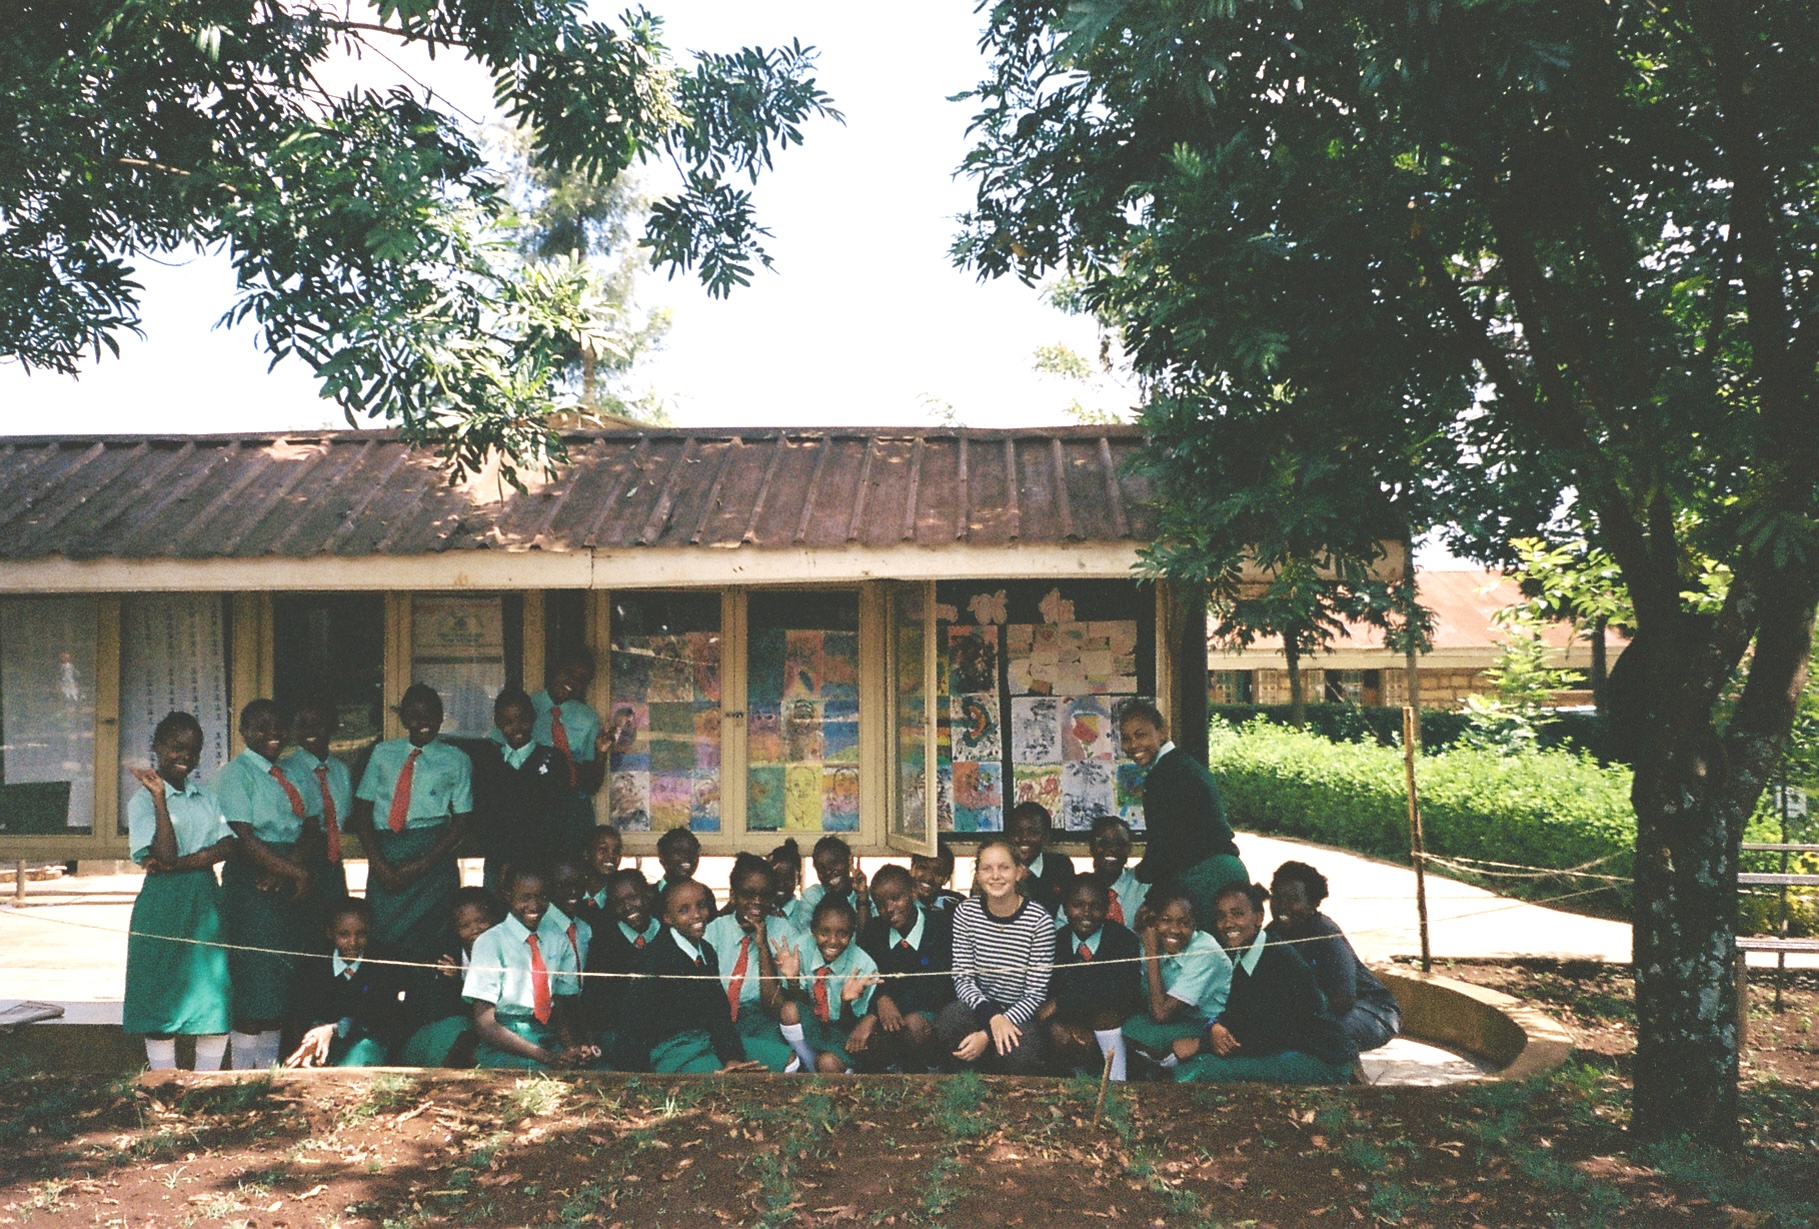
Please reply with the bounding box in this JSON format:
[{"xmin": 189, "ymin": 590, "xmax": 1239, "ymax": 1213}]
[
  {"xmin": 1326, "ymin": 669, "xmax": 1381, "ymax": 706},
  {"xmin": 1209, "ymin": 670, "xmax": 1253, "ymax": 705}
]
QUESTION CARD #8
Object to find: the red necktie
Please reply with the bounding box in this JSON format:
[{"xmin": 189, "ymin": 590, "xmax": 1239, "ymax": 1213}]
[
  {"xmin": 634, "ymin": 933, "xmax": 646, "ymax": 950},
  {"xmin": 567, "ymin": 922, "xmax": 582, "ymax": 966},
  {"xmin": 548, "ymin": 705, "xmax": 577, "ymax": 788},
  {"xmin": 269, "ymin": 765, "xmax": 308, "ymax": 820},
  {"xmin": 1107, "ymin": 889, "xmax": 1124, "ymax": 926},
  {"xmin": 1078, "ymin": 943, "xmax": 1093, "ymax": 961},
  {"xmin": 897, "ymin": 939, "xmax": 912, "ymax": 952},
  {"xmin": 813, "ymin": 966, "xmax": 832, "ymax": 1023},
  {"xmin": 726, "ymin": 935, "xmax": 752, "ymax": 1020},
  {"xmin": 527, "ymin": 934, "xmax": 552, "ymax": 1024},
  {"xmin": 314, "ymin": 764, "xmax": 341, "ymax": 863},
  {"xmin": 387, "ymin": 748, "xmax": 420, "ymax": 833}
]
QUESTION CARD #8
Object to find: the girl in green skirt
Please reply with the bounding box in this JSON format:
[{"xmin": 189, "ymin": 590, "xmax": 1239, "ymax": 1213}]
[{"xmin": 124, "ymin": 712, "xmax": 236, "ymax": 1071}]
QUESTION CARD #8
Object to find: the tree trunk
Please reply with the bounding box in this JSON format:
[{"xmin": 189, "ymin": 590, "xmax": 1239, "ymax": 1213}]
[
  {"xmin": 1591, "ymin": 617, "xmax": 1608, "ymax": 716},
  {"xmin": 1629, "ymin": 779, "xmax": 1743, "ymax": 1143},
  {"xmin": 1286, "ymin": 643, "xmax": 1305, "ymax": 728}
]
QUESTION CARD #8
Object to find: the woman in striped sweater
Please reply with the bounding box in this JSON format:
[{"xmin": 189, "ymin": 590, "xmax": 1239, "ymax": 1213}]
[{"xmin": 935, "ymin": 835, "xmax": 1054, "ymax": 1074}]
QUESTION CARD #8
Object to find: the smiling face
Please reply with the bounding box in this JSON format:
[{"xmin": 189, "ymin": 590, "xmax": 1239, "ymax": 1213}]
[
  {"xmin": 400, "ymin": 697, "xmax": 443, "ymax": 748},
  {"xmin": 153, "ymin": 726, "xmax": 203, "ymax": 790},
  {"xmin": 659, "ymin": 836, "xmax": 700, "ymax": 884},
  {"xmin": 587, "ymin": 829, "xmax": 623, "ymax": 878},
  {"xmin": 768, "ymin": 853, "xmax": 800, "ymax": 900},
  {"xmin": 973, "ymin": 842, "xmax": 1021, "ymax": 903},
  {"xmin": 1269, "ymin": 878, "xmax": 1317, "ymax": 936},
  {"xmin": 1214, "ymin": 891, "xmax": 1264, "ymax": 955},
  {"xmin": 1063, "ymin": 881, "xmax": 1109, "ymax": 942},
  {"xmin": 495, "ymin": 698, "xmax": 536, "ymax": 750},
  {"xmin": 506, "ymin": 873, "xmax": 549, "ymax": 934},
  {"xmin": 872, "ymin": 876, "xmax": 917, "ymax": 934},
  {"xmin": 1007, "ymin": 812, "xmax": 1047, "ymax": 868},
  {"xmin": 241, "ymin": 707, "xmax": 284, "ymax": 762},
  {"xmin": 454, "ymin": 902, "xmax": 495, "ymax": 951},
  {"xmin": 294, "ymin": 704, "xmax": 337, "ymax": 760},
  {"xmin": 1117, "ymin": 713, "xmax": 1165, "ymax": 767},
  {"xmin": 810, "ymin": 911, "xmax": 856, "ymax": 966},
  {"xmin": 327, "ymin": 909, "xmax": 370, "ymax": 962},
  {"xmin": 609, "ymin": 878, "xmax": 651, "ymax": 933},
  {"xmin": 548, "ymin": 660, "xmax": 594, "ymax": 705},
  {"xmin": 909, "ymin": 858, "xmax": 944, "ymax": 907},
  {"xmin": 812, "ymin": 846, "xmax": 852, "ymax": 896},
  {"xmin": 1153, "ymin": 897, "xmax": 1197, "ymax": 955},
  {"xmin": 730, "ymin": 867, "xmax": 773, "ymax": 930},
  {"xmin": 664, "ymin": 881, "xmax": 713, "ymax": 942},
  {"xmin": 1090, "ymin": 823, "xmax": 1132, "ymax": 878},
  {"xmin": 549, "ymin": 861, "xmax": 585, "ymax": 911}
]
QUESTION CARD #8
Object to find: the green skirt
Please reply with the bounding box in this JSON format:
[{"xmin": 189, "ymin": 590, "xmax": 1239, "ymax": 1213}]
[
  {"xmin": 123, "ymin": 868, "xmax": 233, "ymax": 1036},
  {"xmin": 220, "ymin": 845, "xmax": 307, "ymax": 1021},
  {"xmin": 476, "ymin": 1015, "xmax": 561, "ymax": 1070},
  {"xmin": 331, "ymin": 1035, "xmax": 392, "ymax": 1068},
  {"xmin": 734, "ymin": 1010, "xmax": 795, "ymax": 1073},
  {"xmin": 1175, "ymin": 1049, "xmax": 1353, "ymax": 1085},
  {"xmin": 799, "ymin": 1015, "xmax": 856, "ymax": 1069},
  {"xmin": 1122, "ymin": 1013, "xmax": 1209, "ymax": 1055},
  {"xmin": 400, "ymin": 1015, "xmax": 474, "ymax": 1068},
  {"xmin": 366, "ymin": 825, "xmax": 460, "ymax": 967},
  {"xmin": 650, "ymin": 1029, "xmax": 721, "ymax": 1074}
]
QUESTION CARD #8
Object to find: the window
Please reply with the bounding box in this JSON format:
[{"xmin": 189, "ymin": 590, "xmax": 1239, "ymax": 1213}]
[
  {"xmin": 1208, "ymin": 670, "xmax": 1253, "ymax": 705},
  {"xmin": 746, "ymin": 591, "xmax": 861, "ymax": 834},
  {"xmin": 411, "ymin": 595, "xmax": 520, "ymax": 739},
  {"xmin": 274, "ymin": 594, "xmax": 385, "ymax": 776},
  {"xmin": 0, "ymin": 597, "xmax": 98, "ymax": 833},
  {"xmin": 607, "ymin": 591, "xmax": 723, "ymax": 833}
]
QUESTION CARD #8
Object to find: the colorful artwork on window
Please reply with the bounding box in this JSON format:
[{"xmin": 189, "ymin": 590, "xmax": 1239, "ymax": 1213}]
[
  {"xmin": 609, "ymin": 597, "xmax": 723, "ymax": 833},
  {"xmin": 748, "ymin": 602, "xmax": 863, "ymax": 833}
]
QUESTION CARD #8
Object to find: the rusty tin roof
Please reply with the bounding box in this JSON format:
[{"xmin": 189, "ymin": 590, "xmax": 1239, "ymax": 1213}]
[{"xmin": 0, "ymin": 427, "xmax": 1154, "ymax": 561}]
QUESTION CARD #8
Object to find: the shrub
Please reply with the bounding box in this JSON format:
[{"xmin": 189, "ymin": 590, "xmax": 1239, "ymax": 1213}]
[
  {"xmin": 1206, "ymin": 719, "xmax": 1637, "ymax": 913},
  {"xmin": 1208, "ymin": 704, "xmax": 1622, "ymax": 762}
]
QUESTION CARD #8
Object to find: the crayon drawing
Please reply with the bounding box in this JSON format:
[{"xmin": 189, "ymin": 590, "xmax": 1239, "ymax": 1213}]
[
  {"xmin": 1063, "ymin": 695, "xmax": 1116, "ymax": 761},
  {"xmin": 784, "ymin": 764, "xmax": 824, "ymax": 830},
  {"xmin": 1010, "ymin": 696, "xmax": 1062, "ymax": 762},
  {"xmin": 951, "ymin": 761, "xmax": 1004, "ymax": 832},
  {"xmin": 1060, "ymin": 760, "xmax": 1115, "ymax": 831},
  {"xmin": 748, "ymin": 765, "xmax": 786, "ymax": 831},
  {"xmin": 951, "ymin": 692, "xmax": 1002, "ymax": 762},
  {"xmin": 1116, "ymin": 761, "xmax": 1148, "ymax": 829},
  {"xmin": 747, "ymin": 703, "xmax": 783, "ymax": 764},
  {"xmin": 1012, "ymin": 765, "xmax": 1062, "ymax": 815},
  {"xmin": 823, "ymin": 765, "xmax": 860, "ymax": 831}
]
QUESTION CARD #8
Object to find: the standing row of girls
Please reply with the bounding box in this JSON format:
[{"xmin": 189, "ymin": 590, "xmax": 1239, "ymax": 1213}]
[{"xmin": 124, "ymin": 650, "xmax": 609, "ymax": 1071}]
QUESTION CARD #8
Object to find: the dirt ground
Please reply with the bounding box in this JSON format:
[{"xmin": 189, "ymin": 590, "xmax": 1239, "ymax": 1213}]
[{"xmin": 2, "ymin": 962, "xmax": 1815, "ymax": 1229}]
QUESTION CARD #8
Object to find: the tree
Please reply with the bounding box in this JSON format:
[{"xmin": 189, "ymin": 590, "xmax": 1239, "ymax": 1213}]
[
  {"xmin": 957, "ymin": 0, "xmax": 1819, "ymax": 1141},
  {"xmin": 2, "ymin": 1, "xmax": 838, "ymax": 478}
]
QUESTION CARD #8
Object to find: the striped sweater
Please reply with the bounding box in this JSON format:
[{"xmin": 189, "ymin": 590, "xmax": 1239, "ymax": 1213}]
[{"xmin": 950, "ymin": 897, "xmax": 1053, "ymax": 1027}]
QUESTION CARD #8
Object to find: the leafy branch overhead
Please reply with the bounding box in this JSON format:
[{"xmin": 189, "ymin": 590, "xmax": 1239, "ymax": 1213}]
[{"xmin": 0, "ymin": 1, "xmax": 840, "ymax": 480}]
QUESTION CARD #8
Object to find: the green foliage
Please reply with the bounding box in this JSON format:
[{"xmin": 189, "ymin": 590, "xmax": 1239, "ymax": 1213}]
[
  {"xmin": 2, "ymin": 2, "xmax": 837, "ymax": 477},
  {"xmin": 1206, "ymin": 719, "xmax": 1636, "ymax": 911}
]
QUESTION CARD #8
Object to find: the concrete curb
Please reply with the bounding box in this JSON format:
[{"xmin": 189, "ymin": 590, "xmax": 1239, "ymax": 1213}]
[{"xmin": 1378, "ymin": 966, "xmax": 1575, "ymax": 1082}]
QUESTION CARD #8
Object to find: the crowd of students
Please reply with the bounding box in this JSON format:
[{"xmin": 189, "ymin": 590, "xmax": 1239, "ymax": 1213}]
[{"xmin": 123, "ymin": 660, "xmax": 1400, "ymax": 1083}]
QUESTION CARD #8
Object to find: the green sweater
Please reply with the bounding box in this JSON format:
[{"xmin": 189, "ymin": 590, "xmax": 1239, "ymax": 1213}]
[{"xmin": 1131, "ymin": 748, "xmax": 1240, "ymax": 885}]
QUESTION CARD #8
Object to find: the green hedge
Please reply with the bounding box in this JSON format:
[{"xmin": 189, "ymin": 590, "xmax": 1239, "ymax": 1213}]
[
  {"xmin": 1205, "ymin": 719, "xmax": 1637, "ymax": 913},
  {"xmin": 1208, "ymin": 704, "xmax": 1625, "ymax": 763}
]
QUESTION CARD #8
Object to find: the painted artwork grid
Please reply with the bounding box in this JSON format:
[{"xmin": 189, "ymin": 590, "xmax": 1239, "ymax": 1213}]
[
  {"xmin": 607, "ymin": 630, "xmax": 723, "ymax": 833},
  {"xmin": 747, "ymin": 626, "xmax": 861, "ymax": 834}
]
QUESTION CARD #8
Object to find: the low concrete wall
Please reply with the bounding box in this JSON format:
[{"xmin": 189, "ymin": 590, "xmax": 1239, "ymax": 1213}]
[{"xmin": 1378, "ymin": 966, "xmax": 1575, "ymax": 1081}]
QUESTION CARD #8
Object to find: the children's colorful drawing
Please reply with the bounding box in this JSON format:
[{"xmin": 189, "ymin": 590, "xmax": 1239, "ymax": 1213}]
[
  {"xmin": 1010, "ymin": 696, "xmax": 1062, "ymax": 762},
  {"xmin": 784, "ymin": 764, "xmax": 823, "ymax": 831},
  {"xmin": 1116, "ymin": 760, "xmax": 1148, "ymax": 829},
  {"xmin": 1063, "ymin": 695, "xmax": 1116, "ymax": 761},
  {"xmin": 951, "ymin": 692, "xmax": 1001, "ymax": 762},
  {"xmin": 649, "ymin": 772, "xmax": 692, "ymax": 830},
  {"xmin": 951, "ymin": 761, "xmax": 1003, "ymax": 832},
  {"xmin": 947, "ymin": 625, "xmax": 999, "ymax": 694},
  {"xmin": 1060, "ymin": 760, "xmax": 1115, "ymax": 831},
  {"xmin": 748, "ymin": 765, "xmax": 786, "ymax": 831},
  {"xmin": 610, "ymin": 770, "xmax": 651, "ymax": 831},
  {"xmin": 1012, "ymin": 765, "xmax": 1062, "ymax": 814},
  {"xmin": 823, "ymin": 765, "xmax": 860, "ymax": 831}
]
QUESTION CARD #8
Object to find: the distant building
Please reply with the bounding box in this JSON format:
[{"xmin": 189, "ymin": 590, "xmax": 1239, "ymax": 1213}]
[{"xmin": 1208, "ymin": 569, "xmax": 1622, "ymax": 711}]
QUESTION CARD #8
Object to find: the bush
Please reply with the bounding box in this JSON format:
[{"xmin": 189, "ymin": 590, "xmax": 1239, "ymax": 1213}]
[
  {"xmin": 1209, "ymin": 704, "xmax": 1623, "ymax": 763},
  {"xmin": 1206, "ymin": 718, "xmax": 1637, "ymax": 913}
]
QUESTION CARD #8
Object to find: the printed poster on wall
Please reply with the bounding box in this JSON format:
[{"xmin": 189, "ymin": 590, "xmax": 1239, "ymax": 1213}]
[
  {"xmin": 117, "ymin": 594, "xmax": 231, "ymax": 836},
  {"xmin": 411, "ymin": 596, "xmax": 505, "ymax": 739}
]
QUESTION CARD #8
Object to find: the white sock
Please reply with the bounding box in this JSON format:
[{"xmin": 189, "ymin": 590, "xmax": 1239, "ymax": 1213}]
[
  {"xmin": 193, "ymin": 1034, "xmax": 229, "ymax": 1071},
  {"xmin": 783, "ymin": 1056, "xmax": 802, "ymax": 1074},
  {"xmin": 144, "ymin": 1037, "xmax": 177, "ymax": 1070},
  {"xmin": 230, "ymin": 1031, "xmax": 264, "ymax": 1070},
  {"xmin": 1159, "ymin": 1052, "xmax": 1180, "ymax": 1070},
  {"xmin": 1093, "ymin": 1028, "xmax": 1128, "ymax": 1082},
  {"xmin": 779, "ymin": 1022, "xmax": 817, "ymax": 1070}
]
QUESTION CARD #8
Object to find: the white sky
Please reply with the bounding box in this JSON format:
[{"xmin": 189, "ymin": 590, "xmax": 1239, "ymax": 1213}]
[{"xmin": 0, "ymin": 2, "xmax": 1123, "ymax": 436}]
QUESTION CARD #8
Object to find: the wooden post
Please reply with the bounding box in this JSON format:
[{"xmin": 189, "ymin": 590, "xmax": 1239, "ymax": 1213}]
[
  {"xmin": 1735, "ymin": 949, "xmax": 1750, "ymax": 1050},
  {"xmin": 12, "ymin": 860, "xmax": 23, "ymax": 905},
  {"xmin": 1402, "ymin": 706, "xmax": 1432, "ymax": 972}
]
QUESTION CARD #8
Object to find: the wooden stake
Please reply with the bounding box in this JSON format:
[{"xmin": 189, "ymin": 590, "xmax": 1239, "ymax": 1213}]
[
  {"xmin": 1092, "ymin": 1045, "xmax": 1115, "ymax": 1127},
  {"xmin": 1403, "ymin": 706, "xmax": 1432, "ymax": 972},
  {"xmin": 13, "ymin": 860, "xmax": 23, "ymax": 906}
]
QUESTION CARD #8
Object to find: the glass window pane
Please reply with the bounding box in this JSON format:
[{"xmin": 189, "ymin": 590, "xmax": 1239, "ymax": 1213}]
[
  {"xmin": 892, "ymin": 585, "xmax": 928, "ymax": 844},
  {"xmin": 412, "ymin": 595, "xmax": 509, "ymax": 739},
  {"xmin": 746, "ymin": 591, "xmax": 861, "ymax": 834},
  {"xmin": 608, "ymin": 592, "xmax": 723, "ymax": 833},
  {"xmin": 117, "ymin": 594, "xmax": 232, "ymax": 835},
  {"xmin": 274, "ymin": 594, "xmax": 385, "ymax": 776},
  {"xmin": 934, "ymin": 581, "xmax": 1156, "ymax": 834},
  {"xmin": 0, "ymin": 597, "xmax": 98, "ymax": 833}
]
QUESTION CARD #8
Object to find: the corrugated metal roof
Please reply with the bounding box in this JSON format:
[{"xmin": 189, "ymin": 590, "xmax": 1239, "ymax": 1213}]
[{"xmin": 0, "ymin": 428, "xmax": 1155, "ymax": 561}]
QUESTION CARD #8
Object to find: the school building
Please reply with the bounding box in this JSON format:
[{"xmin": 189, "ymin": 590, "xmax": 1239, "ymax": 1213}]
[{"xmin": 0, "ymin": 426, "xmax": 1261, "ymax": 863}]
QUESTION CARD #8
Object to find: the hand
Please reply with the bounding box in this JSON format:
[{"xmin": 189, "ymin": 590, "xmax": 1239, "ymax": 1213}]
[
  {"xmin": 1171, "ymin": 1035, "xmax": 1203, "ymax": 1062},
  {"xmin": 875, "ymin": 996, "xmax": 905, "ymax": 1034},
  {"xmin": 129, "ymin": 765, "xmax": 166, "ymax": 798},
  {"xmin": 1140, "ymin": 923, "xmax": 1161, "ymax": 955},
  {"xmin": 988, "ymin": 1014, "xmax": 1022, "ymax": 1056},
  {"xmin": 953, "ymin": 1029, "xmax": 990, "ymax": 1063},
  {"xmin": 846, "ymin": 1014, "xmax": 876, "ymax": 1054},
  {"xmin": 841, "ymin": 972, "xmax": 879, "ymax": 1004},
  {"xmin": 1208, "ymin": 1022, "xmax": 1241, "ymax": 1057},
  {"xmin": 720, "ymin": 1059, "xmax": 766, "ymax": 1073},
  {"xmin": 141, "ymin": 855, "xmax": 170, "ymax": 874},
  {"xmin": 285, "ymin": 1024, "xmax": 336, "ymax": 1068},
  {"xmin": 593, "ymin": 731, "xmax": 614, "ymax": 757},
  {"xmin": 1131, "ymin": 901, "xmax": 1158, "ymax": 934},
  {"xmin": 775, "ymin": 941, "xmax": 802, "ymax": 981},
  {"xmin": 290, "ymin": 866, "xmax": 312, "ymax": 901},
  {"xmin": 555, "ymin": 1044, "xmax": 600, "ymax": 1069},
  {"xmin": 752, "ymin": 915, "xmax": 769, "ymax": 947},
  {"xmin": 851, "ymin": 866, "xmax": 869, "ymax": 903},
  {"xmin": 436, "ymin": 953, "xmax": 459, "ymax": 978}
]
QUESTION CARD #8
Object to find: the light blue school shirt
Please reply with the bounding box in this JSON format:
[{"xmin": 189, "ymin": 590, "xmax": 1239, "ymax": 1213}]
[
  {"xmin": 279, "ymin": 748, "xmax": 354, "ymax": 830},
  {"xmin": 216, "ymin": 748, "xmax": 306, "ymax": 843},
  {"xmin": 795, "ymin": 938, "xmax": 878, "ymax": 1020},
  {"xmin": 1066, "ymin": 925, "xmax": 1108, "ymax": 960},
  {"xmin": 619, "ymin": 917, "xmax": 662, "ymax": 947},
  {"xmin": 356, "ymin": 737, "xmax": 474, "ymax": 829},
  {"xmin": 1060, "ymin": 868, "xmax": 1150, "ymax": 929},
  {"xmin": 127, "ymin": 777, "xmax": 232, "ymax": 864},
  {"xmin": 546, "ymin": 904, "xmax": 593, "ymax": 968},
  {"xmin": 891, "ymin": 906, "xmax": 927, "ymax": 951},
  {"xmin": 797, "ymin": 883, "xmax": 860, "ymax": 928},
  {"xmin": 704, "ymin": 914, "xmax": 803, "ymax": 1009},
  {"xmin": 531, "ymin": 691, "xmax": 603, "ymax": 764},
  {"xmin": 1141, "ymin": 930, "xmax": 1233, "ymax": 1019},
  {"xmin": 486, "ymin": 729, "xmax": 539, "ymax": 770},
  {"xmin": 464, "ymin": 912, "xmax": 581, "ymax": 1017}
]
